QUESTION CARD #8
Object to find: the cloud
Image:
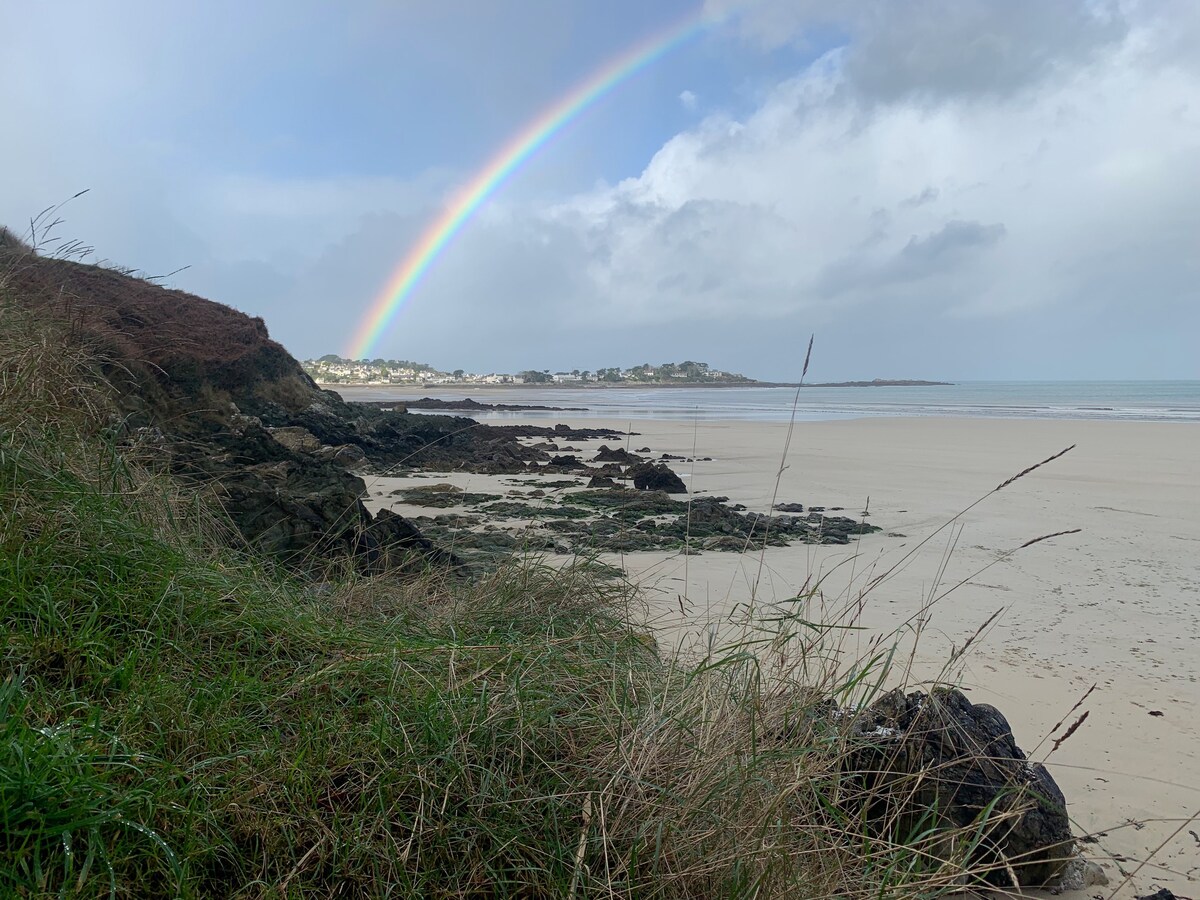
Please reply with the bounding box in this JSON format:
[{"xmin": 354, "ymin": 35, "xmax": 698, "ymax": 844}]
[
  {"xmin": 2, "ymin": 0, "xmax": 1197, "ymax": 379},
  {"xmin": 705, "ymin": 0, "xmax": 1133, "ymax": 100},
  {"xmin": 900, "ymin": 220, "xmax": 1006, "ymax": 267},
  {"xmin": 899, "ymin": 187, "xmax": 939, "ymax": 209},
  {"xmin": 382, "ymin": 2, "xmax": 1200, "ymax": 377},
  {"xmin": 815, "ymin": 220, "xmax": 1006, "ymax": 300}
]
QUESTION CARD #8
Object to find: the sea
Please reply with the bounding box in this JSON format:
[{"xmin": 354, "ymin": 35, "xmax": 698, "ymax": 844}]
[{"xmin": 333, "ymin": 381, "xmax": 1200, "ymax": 425}]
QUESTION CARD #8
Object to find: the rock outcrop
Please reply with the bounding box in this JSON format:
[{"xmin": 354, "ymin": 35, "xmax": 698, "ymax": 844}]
[
  {"xmin": 628, "ymin": 462, "xmax": 688, "ymax": 494},
  {"xmin": 594, "ymin": 445, "xmax": 641, "ymax": 464},
  {"xmin": 845, "ymin": 688, "xmax": 1073, "ymax": 887},
  {"xmin": 0, "ymin": 254, "xmax": 544, "ymax": 569}
]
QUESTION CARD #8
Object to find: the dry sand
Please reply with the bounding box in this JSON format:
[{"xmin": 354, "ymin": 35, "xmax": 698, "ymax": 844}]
[{"xmin": 364, "ymin": 416, "xmax": 1200, "ymax": 896}]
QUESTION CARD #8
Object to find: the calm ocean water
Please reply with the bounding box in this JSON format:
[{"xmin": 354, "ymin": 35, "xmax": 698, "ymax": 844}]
[{"xmin": 335, "ymin": 381, "xmax": 1200, "ymax": 424}]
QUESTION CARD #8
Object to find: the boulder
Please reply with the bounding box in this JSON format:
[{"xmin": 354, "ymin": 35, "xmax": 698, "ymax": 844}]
[
  {"xmin": 594, "ymin": 445, "xmax": 641, "ymax": 464},
  {"xmin": 588, "ymin": 475, "xmax": 620, "ymax": 488},
  {"xmin": 845, "ymin": 688, "xmax": 1072, "ymax": 887},
  {"xmin": 331, "ymin": 444, "xmax": 366, "ymax": 466},
  {"xmin": 359, "ymin": 508, "xmax": 460, "ymax": 572},
  {"xmin": 1, "ymin": 251, "xmax": 563, "ymax": 573},
  {"xmin": 589, "ymin": 463, "xmax": 625, "ymax": 477},
  {"xmin": 628, "ymin": 462, "xmax": 687, "ymax": 494},
  {"xmin": 269, "ymin": 426, "xmax": 322, "ymax": 454},
  {"xmin": 315, "ymin": 442, "xmax": 367, "ymax": 466}
]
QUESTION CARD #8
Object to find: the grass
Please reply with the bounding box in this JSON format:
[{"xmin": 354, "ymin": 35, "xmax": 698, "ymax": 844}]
[
  {"xmin": 0, "ymin": 455, "xmax": 863, "ymax": 896},
  {"xmin": 0, "ymin": 276, "xmax": 1087, "ymax": 897},
  {"xmin": 0, "ymin": 444, "xmax": 864, "ymax": 897}
]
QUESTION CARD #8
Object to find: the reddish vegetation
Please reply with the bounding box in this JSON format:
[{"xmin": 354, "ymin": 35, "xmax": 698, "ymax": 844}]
[
  {"xmin": 0, "ymin": 247, "xmax": 536, "ymax": 566},
  {"xmin": 1, "ymin": 254, "xmax": 315, "ymax": 415}
]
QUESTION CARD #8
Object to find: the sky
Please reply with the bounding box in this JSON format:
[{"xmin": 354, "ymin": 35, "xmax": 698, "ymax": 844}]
[{"xmin": 2, "ymin": 0, "xmax": 1198, "ymax": 382}]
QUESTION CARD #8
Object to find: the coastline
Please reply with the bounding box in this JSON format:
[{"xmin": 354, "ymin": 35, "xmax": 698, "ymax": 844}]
[
  {"xmin": 321, "ymin": 380, "xmax": 773, "ymax": 390},
  {"xmin": 363, "ymin": 414, "xmax": 1200, "ymax": 897}
]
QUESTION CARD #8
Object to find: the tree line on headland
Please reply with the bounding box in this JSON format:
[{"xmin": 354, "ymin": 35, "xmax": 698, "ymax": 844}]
[{"xmin": 303, "ymin": 355, "xmax": 756, "ymax": 385}]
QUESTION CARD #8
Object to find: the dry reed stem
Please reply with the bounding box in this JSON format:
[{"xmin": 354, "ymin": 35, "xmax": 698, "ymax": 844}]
[
  {"xmin": 994, "ymin": 444, "xmax": 1076, "ymax": 492},
  {"xmin": 751, "ymin": 333, "xmax": 814, "ymax": 603},
  {"xmin": 1048, "ymin": 711, "xmax": 1090, "ymax": 755}
]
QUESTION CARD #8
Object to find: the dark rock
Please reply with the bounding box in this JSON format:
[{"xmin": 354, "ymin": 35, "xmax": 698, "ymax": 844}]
[
  {"xmin": 588, "ymin": 475, "xmax": 620, "ymax": 488},
  {"xmin": 636, "ymin": 447, "xmax": 651, "ymax": 453},
  {"xmin": 701, "ymin": 536, "xmax": 746, "ymax": 551},
  {"xmin": 588, "ymin": 463, "xmax": 625, "ymax": 477},
  {"xmin": 594, "ymin": 445, "xmax": 641, "ymax": 464},
  {"xmin": 568, "ymin": 489, "xmax": 678, "ymax": 516},
  {"xmin": 359, "ymin": 508, "xmax": 459, "ymax": 572},
  {"xmin": 478, "ymin": 500, "xmax": 590, "ymax": 520},
  {"xmin": 774, "ymin": 502, "xmax": 805, "ymax": 513},
  {"xmin": 547, "ymin": 454, "xmax": 584, "ymax": 469},
  {"xmin": 685, "ymin": 498, "xmax": 744, "ymax": 531},
  {"xmin": 330, "ymin": 444, "xmax": 366, "ymax": 466},
  {"xmin": 0, "ymin": 253, "xmax": 514, "ymax": 572},
  {"xmin": 492, "ymin": 423, "xmax": 633, "ymax": 441},
  {"xmin": 270, "ymin": 426, "xmax": 322, "ymax": 453},
  {"xmin": 394, "ymin": 488, "xmax": 500, "ymax": 508},
  {"xmin": 164, "ymin": 418, "xmax": 371, "ymax": 562},
  {"xmin": 628, "ymin": 462, "xmax": 687, "ymax": 494},
  {"xmin": 374, "ymin": 397, "xmax": 586, "ymax": 412},
  {"xmin": 846, "ymin": 688, "xmax": 1072, "ymax": 887}
]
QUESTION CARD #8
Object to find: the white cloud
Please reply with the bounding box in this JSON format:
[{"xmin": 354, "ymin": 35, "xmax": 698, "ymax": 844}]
[
  {"xmin": 704, "ymin": 0, "xmax": 1133, "ymax": 99},
  {"xmin": 520, "ymin": 10, "xmax": 1200, "ymax": 336},
  {"xmin": 2, "ymin": 0, "xmax": 1197, "ymax": 378},
  {"xmin": 355, "ymin": 3, "xmax": 1197, "ymax": 377}
]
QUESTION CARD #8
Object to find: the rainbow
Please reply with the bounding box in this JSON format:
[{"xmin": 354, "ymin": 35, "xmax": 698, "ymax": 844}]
[{"xmin": 345, "ymin": 8, "xmax": 719, "ymax": 360}]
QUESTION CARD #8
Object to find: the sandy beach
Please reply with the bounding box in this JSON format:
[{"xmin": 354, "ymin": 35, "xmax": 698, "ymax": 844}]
[{"xmin": 363, "ymin": 415, "xmax": 1200, "ymax": 896}]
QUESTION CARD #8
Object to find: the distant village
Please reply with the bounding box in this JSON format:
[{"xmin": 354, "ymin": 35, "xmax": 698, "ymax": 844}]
[{"xmin": 302, "ymin": 355, "xmax": 756, "ymax": 386}]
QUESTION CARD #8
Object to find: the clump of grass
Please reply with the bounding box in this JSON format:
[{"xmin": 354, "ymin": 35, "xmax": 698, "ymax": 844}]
[
  {"xmin": 1, "ymin": 274, "xmax": 1079, "ymax": 897},
  {"xmin": 0, "ymin": 225, "xmax": 35, "ymax": 256}
]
